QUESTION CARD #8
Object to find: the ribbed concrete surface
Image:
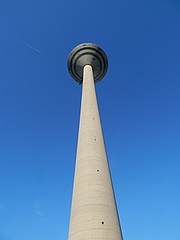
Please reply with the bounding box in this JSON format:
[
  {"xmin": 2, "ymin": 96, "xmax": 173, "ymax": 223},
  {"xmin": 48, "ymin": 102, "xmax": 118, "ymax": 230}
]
[{"xmin": 68, "ymin": 65, "xmax": 123, "ymax": 240}]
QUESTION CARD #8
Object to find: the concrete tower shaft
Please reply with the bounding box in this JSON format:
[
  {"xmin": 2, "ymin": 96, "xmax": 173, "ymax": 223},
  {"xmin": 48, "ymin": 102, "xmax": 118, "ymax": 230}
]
[{"xmin": 68, "ymin": 53, "xmax": 123, "ymax": 239}]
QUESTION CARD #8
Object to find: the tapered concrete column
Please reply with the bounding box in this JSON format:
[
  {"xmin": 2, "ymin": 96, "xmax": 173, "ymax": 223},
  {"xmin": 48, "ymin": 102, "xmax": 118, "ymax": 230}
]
[{"xmin": 68, "ymin": 43, "xmax": 123, "ymax": 240}]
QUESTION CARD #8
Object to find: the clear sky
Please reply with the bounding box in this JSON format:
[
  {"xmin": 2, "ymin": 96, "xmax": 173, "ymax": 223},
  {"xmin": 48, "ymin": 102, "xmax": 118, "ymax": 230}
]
[{"xmin": 0, "ymin": 0, "xmax": 180, "ymax": 239}]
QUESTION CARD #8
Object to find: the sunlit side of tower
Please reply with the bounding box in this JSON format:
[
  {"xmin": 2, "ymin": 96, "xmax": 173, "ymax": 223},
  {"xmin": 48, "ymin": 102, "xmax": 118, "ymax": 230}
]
[{"xmin": 67, "ymin": 43, "xmax": 123, "ymax": 240}]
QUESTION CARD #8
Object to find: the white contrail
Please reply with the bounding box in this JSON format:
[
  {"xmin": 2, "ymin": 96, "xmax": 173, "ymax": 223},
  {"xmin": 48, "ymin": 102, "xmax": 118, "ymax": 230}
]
[{"xmin": 13, "ymin": 35, "xmax": 41, "ymax": 54}]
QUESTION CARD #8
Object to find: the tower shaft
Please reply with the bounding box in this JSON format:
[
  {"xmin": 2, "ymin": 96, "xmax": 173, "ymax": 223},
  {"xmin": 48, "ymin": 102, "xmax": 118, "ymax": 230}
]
[{"xmin": 68, "ymin": 65, "xmax": 123, "ymax": 240}]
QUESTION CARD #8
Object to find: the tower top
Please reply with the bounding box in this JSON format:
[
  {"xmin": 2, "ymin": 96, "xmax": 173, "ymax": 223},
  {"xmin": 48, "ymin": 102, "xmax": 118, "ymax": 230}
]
[{"xmin": 68, "ymin": 43, "xmax": 108, "ymax": 84}]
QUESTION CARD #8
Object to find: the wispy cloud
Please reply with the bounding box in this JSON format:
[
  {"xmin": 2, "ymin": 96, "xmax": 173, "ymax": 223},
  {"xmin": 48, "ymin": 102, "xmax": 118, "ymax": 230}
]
[
  {"xmin": 35, "ymin": 201, "xmax": 47, "ymax": 221},
  {"xmin": 0, "ymin": 205, "xmax": 5, "ymax": 211},
  {"xmin": 36, "ymin": 202, "xmax": 43, "ymax": 215},
  {"xmin": 12, "ymin": 35, "xmax": 42, "ymax": 54}
]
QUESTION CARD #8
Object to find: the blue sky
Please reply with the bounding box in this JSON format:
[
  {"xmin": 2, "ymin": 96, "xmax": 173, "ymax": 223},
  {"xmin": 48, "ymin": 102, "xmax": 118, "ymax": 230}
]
[{"xmin": 0, "ymin": 0, "xmax": 180, "ymax": 239}]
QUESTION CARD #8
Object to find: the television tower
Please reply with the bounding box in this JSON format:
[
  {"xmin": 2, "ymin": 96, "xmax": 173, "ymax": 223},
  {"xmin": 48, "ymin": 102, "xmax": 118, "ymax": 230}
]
[{"xmin": 68, "ymin": 43, "xmax": 123, "ymax": 240}]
